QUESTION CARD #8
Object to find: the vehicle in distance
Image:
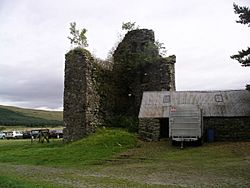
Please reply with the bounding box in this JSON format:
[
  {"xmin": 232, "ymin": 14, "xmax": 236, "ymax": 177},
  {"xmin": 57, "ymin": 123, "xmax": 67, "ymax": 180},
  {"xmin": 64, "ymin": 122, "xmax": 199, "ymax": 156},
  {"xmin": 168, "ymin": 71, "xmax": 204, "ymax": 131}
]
[
  {"xmin": 6, "ymin": 131, "xmax": 23, "ymax": 139},
  {"xmin": 22, "ymin": 131, "xmax": 31, "ymax": 139},
  {"xmin": 0, "ymin": 132, "xmax": 5, "ymax": 139},
  {"xmin": 49, "ymin": 129, "xmax": 63, "ymax": 139}
]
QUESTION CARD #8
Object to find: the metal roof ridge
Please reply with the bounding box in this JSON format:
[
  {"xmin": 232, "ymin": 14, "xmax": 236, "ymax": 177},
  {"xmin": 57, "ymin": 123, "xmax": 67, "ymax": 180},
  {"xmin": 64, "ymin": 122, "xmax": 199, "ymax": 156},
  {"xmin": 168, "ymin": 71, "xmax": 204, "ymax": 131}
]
[
  {"xmin": 175, "ymin": 89, "xmax": 246, "ymax": 92},
  {"xmin": 143, "ymin": 89, "xmax": 247, "ymax": 93}
]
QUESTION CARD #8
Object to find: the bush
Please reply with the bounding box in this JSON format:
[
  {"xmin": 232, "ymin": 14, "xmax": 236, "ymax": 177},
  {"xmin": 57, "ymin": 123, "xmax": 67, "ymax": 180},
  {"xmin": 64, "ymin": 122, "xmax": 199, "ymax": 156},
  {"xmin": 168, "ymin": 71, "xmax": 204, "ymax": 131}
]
[{"xmin": 104, "ymin": 115, "xmax": 138, "ymax": 133}]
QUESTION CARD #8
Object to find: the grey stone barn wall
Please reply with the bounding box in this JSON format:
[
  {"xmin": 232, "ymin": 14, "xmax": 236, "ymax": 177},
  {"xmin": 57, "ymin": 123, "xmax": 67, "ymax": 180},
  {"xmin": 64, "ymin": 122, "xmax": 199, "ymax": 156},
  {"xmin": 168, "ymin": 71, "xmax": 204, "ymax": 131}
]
[
  {"xmin": 139, "ymin": 118, "xmax": 160, "ymax": 141},
  {"xmin": 203, "ymin": 117, "xmax": 250, "ymax": 141},
  {"xmin": 63, "ymin": 48, "xmax": 99, "ymax": 142},
  {"xmin": 139, "ymin": 116, "xmax": 250, "ymax": 142}
]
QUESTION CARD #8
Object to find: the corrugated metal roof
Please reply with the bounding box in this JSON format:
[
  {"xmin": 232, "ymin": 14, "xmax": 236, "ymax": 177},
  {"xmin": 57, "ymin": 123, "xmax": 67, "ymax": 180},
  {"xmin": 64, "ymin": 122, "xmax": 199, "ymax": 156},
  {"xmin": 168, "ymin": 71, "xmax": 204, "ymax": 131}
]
[{"xmin": 139, "ymin": 90, "xmax": 250, "ymax": 118}]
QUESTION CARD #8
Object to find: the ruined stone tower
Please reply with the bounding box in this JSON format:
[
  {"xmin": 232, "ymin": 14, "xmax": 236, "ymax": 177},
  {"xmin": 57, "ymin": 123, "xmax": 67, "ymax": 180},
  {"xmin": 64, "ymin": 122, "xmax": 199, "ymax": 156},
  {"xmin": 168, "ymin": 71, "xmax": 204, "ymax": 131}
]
[
  {"xmin": 63, "ymin": 29, "xmax": 176, "ymax": 140},
  {"xmin": 112, "ymin": 29, "xmax": 176, "ymax": 117},
  {"xmin": 63, "ymin": 48, "xmax": 99, "ymax": 142}
]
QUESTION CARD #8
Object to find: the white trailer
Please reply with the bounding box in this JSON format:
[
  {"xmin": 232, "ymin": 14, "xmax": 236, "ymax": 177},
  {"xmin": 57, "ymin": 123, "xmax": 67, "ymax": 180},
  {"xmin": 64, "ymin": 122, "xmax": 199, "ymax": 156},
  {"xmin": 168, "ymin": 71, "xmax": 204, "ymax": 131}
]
[{"xmin": 169, "ymin": 104, "xmax": 203, "ymax": 147}]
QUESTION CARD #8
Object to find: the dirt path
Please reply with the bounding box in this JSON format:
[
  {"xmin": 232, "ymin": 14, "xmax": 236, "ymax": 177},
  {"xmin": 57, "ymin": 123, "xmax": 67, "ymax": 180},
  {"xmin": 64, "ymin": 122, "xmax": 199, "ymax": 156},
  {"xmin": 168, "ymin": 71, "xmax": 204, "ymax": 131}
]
[
  {"xmin": 1, "ymin": 163, "xmax": 172, "ymax": 188},
  {"xmin": 1, "ymin": 157, "xmax": 249, "ymax": 188}
]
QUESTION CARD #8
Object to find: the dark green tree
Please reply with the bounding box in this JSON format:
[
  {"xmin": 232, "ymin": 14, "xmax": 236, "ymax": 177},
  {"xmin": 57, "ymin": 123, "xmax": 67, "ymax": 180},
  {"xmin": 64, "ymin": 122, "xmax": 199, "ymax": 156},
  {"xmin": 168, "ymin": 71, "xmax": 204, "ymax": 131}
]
[{"xmin": 230, "ymin": 3, "xmax": 250, "ymax": 66}]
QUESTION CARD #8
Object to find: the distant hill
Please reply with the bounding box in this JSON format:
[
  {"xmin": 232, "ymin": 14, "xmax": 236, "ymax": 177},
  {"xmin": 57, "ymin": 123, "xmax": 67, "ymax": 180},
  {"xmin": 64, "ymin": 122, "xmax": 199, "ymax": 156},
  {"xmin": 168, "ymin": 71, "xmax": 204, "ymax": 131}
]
[{"xmin": 0, "ymin": 105, "xmax": 63, "ymax": 127}]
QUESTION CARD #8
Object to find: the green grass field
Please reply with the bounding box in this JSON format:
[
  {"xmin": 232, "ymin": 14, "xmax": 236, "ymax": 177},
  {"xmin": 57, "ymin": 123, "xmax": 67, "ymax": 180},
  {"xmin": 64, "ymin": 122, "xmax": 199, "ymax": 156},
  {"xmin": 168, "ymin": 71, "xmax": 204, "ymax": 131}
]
[
  {"xmin": 0, "ymin": 105, "xmax": 62, "ymax": 127},
  {"xmin": 0, "ymin": 128, "xmax": 249, "ymax": 187},
  {"xmin": 0, "ymin": 128, "xmax": 136, "ymax": 167}
]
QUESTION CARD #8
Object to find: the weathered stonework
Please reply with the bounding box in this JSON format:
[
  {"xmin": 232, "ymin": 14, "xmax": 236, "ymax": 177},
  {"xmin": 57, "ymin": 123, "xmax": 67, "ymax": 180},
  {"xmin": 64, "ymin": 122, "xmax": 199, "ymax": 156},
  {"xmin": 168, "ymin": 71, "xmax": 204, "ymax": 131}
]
[
  {"xmin": 63, "ymin": 48, "xmax": 99, "ymax": 142},
  {"xmin": 113, "ymin": 29, "xmax": 176, "ymax": 117},
  {"xmin": 139, "ymin": 116, "xmax": 250, "ymax": 142},
  {"xmin": 63, "ymin": 29, "xmax": 176, "ymax": 140},
  {"xmin": 63, "ymin": 29, "xmax": 249, "ymax": 143},
  {"xmin": 141, "ymin": 56, "xmax": 176, "ymax": 92},
  {"xmin": 139, "ymin": 118, "xmax": 160, "ymax": 141},
  {"xmin": 204, "ymin": 117, "xmax": 250, "ymax": 141}
]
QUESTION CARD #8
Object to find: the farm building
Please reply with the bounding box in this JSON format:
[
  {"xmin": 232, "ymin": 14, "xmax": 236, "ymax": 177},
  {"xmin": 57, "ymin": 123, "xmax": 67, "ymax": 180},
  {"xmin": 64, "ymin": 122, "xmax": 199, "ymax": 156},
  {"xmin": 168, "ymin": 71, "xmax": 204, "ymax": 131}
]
[{"xmin": 138, "ymin": 90, "xmax": 250, "ymax": 141}]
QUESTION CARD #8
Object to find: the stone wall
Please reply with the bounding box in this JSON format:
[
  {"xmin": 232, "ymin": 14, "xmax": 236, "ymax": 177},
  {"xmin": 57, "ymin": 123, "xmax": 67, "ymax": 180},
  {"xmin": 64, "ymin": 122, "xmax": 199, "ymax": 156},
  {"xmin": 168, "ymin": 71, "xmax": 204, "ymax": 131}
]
[
  {"xmin": 203, "ymin": 117, "xmax": 250, "ymax": 141},
  {"xmin": 113, "ymin": 29, "xmax": 176, "ymax": 117},
  {"xmin": 63, "ymin": 48, "xmax": 99, "ymax": 142},
  {"xmin": 139, "ymin": 116, "xmax": 250, "ymax": 142},
  {"xmin": 139, "ymin": 118, "xmax": 160, "ymax": 141},
  {"xmin": 140, "ymin": 55, "xmax": 176, "ymax": 92},
  {"xmin": 63, "ymin": 29, "xmax": 176, "ymax": 141}
]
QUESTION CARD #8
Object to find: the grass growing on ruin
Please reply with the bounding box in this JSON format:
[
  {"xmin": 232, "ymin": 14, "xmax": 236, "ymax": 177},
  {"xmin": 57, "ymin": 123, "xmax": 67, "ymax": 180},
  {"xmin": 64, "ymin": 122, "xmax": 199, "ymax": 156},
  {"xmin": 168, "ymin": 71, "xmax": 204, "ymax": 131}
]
[{"xmin": 0, "ymin": 128, "xmax": 137, "ymax": 168}]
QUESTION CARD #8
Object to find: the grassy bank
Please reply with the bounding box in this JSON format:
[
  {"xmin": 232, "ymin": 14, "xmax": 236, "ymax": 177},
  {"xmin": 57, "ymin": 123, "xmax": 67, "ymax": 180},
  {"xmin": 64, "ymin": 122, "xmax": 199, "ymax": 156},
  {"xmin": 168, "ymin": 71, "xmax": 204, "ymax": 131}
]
[{"xmin": 0, "ymin": 128, "xmax": 137, "ymax": 168}]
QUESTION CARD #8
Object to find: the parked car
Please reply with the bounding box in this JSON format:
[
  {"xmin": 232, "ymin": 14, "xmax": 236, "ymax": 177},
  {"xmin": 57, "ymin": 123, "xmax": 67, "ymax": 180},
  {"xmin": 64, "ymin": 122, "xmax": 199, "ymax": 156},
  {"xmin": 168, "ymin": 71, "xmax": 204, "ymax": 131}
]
[
  {"xmin": 0, "ymin": 132, "xmax": 6, "ymax": 139},
  {"xmin": 22, "ymin": 131, "xmax": 32, "ymax": 139},
  {"xmin": 5, "ymin": 131, "xmax": 23, "ymax": 139},
  {"xmin": 49, "ymin": 130, "xmax": 63, "ymax": 139},
  {"xmin": 30, "ymin": 130, "xmax": 40, "ymax": 139}
]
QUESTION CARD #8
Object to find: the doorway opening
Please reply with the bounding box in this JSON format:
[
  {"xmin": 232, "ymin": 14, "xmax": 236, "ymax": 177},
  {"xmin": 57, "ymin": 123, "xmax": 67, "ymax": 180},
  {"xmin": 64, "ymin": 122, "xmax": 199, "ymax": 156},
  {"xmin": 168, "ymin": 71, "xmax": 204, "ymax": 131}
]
[{"xmin": 159, "ymin": 118, "xmax": 169, "ymax": 138}]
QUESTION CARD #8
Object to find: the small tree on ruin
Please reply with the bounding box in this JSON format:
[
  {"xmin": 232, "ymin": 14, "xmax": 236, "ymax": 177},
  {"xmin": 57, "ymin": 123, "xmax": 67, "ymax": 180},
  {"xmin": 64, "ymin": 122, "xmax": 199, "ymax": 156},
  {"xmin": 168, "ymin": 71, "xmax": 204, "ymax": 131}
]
[{"xmin": 68, "ymin": 22, "xmax": 88, "ymax": 48}]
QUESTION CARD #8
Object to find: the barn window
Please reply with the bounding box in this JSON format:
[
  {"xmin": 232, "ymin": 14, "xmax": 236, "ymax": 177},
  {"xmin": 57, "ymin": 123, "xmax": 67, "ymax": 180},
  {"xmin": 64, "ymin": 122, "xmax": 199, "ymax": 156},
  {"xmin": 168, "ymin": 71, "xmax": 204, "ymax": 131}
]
[
  {"xmin": 215, "ymin": 94, "xmax": 223, "ymax": 102},
  {"xmin": 163, "ymin": 95, "xmax": 170, "ymax": 103}
]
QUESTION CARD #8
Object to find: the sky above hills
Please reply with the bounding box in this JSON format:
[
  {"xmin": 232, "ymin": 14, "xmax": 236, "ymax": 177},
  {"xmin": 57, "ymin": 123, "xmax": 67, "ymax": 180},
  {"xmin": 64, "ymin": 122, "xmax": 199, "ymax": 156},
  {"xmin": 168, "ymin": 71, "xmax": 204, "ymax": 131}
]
[{"xmin": 0, "ymin": 0, "xmax": 249, "ymax": 110}]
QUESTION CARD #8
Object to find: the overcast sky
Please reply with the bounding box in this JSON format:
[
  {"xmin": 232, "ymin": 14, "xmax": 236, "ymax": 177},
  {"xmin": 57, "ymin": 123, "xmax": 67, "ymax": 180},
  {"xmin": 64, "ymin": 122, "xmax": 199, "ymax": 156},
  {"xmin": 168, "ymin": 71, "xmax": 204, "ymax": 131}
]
[{"xmin": 0, "ymin": 0, "xmax": 249, "ymax": 111}]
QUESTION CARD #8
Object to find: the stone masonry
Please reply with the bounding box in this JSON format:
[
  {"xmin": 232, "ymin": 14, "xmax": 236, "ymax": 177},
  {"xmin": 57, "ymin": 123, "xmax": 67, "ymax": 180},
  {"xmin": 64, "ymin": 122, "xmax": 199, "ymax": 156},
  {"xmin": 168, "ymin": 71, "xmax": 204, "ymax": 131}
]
[
  {"xmin": 63, "ymin": 29, "xmax": 176, "ymax": 141},
  {"xmin": 63, "ymin": 48, "xmax": 99, "ymax": 142},
  {"xmin": 113, "ymin": 29, "xmax": 176, "ymax": 117},
  {"xmin": 62, "ymin": 29, "xmax": 249, "ymax": 142},
  {"xmin": 204, "ymin": 117, "xmax": 250, "ymax": 141},
  {"xmin": 139, "ymin": 118, "xmax": 160, "ymax": 141}
]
